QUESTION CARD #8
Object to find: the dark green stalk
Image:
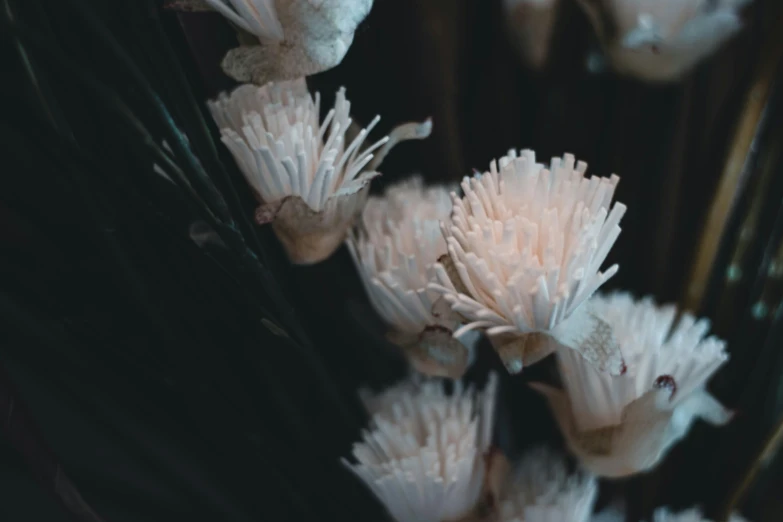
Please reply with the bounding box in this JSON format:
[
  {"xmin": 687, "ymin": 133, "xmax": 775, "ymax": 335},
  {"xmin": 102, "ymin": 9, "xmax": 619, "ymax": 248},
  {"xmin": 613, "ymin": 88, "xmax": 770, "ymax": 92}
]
[
  {"xmin": 58, "ymin": 0, "xmax": 234, "ymax": 224},
  {"xmin": 43, "ymin": 0, "xmax": 360, "ymax": 426},
  {"xmin": 0, "ymin": 20, "xmax": 283, "ymax": 324}
]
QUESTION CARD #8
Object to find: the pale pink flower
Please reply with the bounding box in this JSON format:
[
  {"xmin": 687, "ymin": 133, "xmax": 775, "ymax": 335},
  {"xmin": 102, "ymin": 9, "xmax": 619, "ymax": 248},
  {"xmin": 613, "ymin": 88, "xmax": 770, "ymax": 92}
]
[
  {"xmin": 348, "ymin": 177, "xmax": 480, "ymax": 378},
  {"xmin": 344, "ymin": 374, "xmax": 498, "ymax": 522},
  {"xmin": 429, "ymin": 149, "xmax": 627, "ymax": 375}
]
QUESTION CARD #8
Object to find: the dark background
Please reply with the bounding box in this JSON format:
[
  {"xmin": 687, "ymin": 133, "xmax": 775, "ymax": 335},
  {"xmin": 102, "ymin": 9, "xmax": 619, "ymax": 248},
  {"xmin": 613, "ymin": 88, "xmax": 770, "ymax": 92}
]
[{"xmin": 1, "ymin": 0, "xmax": 783, "ymax": 521}]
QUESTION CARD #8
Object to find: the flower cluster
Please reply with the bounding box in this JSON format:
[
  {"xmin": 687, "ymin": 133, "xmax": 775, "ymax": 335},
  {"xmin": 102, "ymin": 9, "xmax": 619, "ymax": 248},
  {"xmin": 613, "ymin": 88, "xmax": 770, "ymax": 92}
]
[
  {"xmin": 337, "ymin": 149, "xmax": 734, "ymax": 499},
  {"xmin": 348, "ymin": 387, "xmax": 617, "ymax": 522},
  {"xmin": 209, "ymin": 73, "xmax": 740, "ymax": 517}
]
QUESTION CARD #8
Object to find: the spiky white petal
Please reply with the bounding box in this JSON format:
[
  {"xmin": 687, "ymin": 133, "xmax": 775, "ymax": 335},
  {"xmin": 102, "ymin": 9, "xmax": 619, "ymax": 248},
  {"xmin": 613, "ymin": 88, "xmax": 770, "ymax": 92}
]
[
  {"xmin": 209, "ymin": 79, "xmax": 387, "ymax": 263},
  {"xmin": 203, "ymin": 0, "xmax": 284, "ymax": 42},
  {"xmin": 576, "ymin": 0, "xmax": 749, "ymax": 81},
  {"xmin": 344, "ymin": 374, "xmax": 498, "ymax": 522},
  {"xmin": 498, "ymin": 448, "xmax": 598, "ymax": 522},
  {"xmin": 429, "ymin": 149, "xmax": 626, "ymax": 373},
  {"xmin": 651, "ymin": 507, "xmax": 748, "ymax": 522},
  {"xmin": 532, "ymin": 292, "xmax": 732, "ymax": 477},
  {"xmin": 348, "ymin": 177, "xmax": 481, "ymax": 377},
  {"xmin": 349, "ymin": 177, "xmax": 456, "ymax": 333},
  {"xmin": 209, "ymin": 79, "xmax": 385, "ymax": 212}
]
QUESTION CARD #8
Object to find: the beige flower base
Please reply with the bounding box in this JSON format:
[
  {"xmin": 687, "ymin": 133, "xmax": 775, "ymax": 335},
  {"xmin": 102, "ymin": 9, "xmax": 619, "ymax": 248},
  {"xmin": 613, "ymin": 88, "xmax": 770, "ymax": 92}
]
[
  {"xmin": 488, "ymin": 303, "xmax": 625, "ymax": 376},
  {"xmin": 387, "ymin": 325, "xmax": 471, "ymax": 379},
  {"xmin": 489, "ymin": 332, "xmax": 553, "ymax": 374},
  {"xmin": 531, "ymin": 380, "xmax": 733, "ymax": 477},
  {"xmin": 256, "ymin": 183, "xmax": 373, "ymax": 264}
]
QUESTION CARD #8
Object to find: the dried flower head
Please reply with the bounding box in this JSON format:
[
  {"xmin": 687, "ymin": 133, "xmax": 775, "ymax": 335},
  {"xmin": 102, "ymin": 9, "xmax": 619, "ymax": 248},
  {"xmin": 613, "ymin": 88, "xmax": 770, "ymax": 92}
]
[
  {"xmin": 209, "ymin": 79, "xmax": 430, "ymax": 264},
  {"xmin": 498, "ymin": 448, "xmax": 597, "ymax": 522},
  {"xmin": 532, "ymin": 292, "xmax": 733, "ymax": 477},
  {"xmin": 429, "ymin": 149, "xmax": 627, "ymax": 375},
  {"xmin": 204, "ymin": 0, "xmax": 374, "ymax": 82},
  {"xmin": 576, "ymin": 0, "xmax": 749, "ymax": 81},
  {"xmin": 348, "ymin": 177, "xmax": 480, "ymax": 378},
  {"xmin": 344, "ymin": 374, "xmax": 498, "ymax": 522},
  {"xmin": 651, "ymin": 507, "xmax": 748, "ymax": 522}
]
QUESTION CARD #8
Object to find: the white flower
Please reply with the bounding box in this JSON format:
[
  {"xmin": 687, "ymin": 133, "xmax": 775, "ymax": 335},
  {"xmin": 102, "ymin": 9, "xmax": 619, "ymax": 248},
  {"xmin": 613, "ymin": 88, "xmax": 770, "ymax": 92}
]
[
  {"xmin": 502, "ymin": 0, "xmax": 560, "ymax": 69},
  {"xmin": 209, "ymin": 79, "xmax": 430, "ymax": 264},
  {"xmin": 344, "ymin": 373, "xmax": 498, "ymax": 522},
  {"xmin": 532, "ymin": 292, "xmax": 733, "ymax": 477},
  {"xmin": 206, "ymin": 0, "xmax": 374, "ymax": 82},
  {"xmin": 348, "ymin": 177, "xmax": 480, "ymax": 378},
  {"xmin": 350, "ymin": 177, "xmax": 454, "ymax": 332},
  {"xmin": 498, "ymin": 448, "xmax": 598, "ymax": 522},
  {"xmin": 651, "ymin": 507, "xmax": 748, "ymax": 522},
  {"xmin": 429, "ymin": 149, "xmax": 627, "ymax": 375},
  {"xmin": 576, "ymin": 0, "xmax": 749, "ymax": 82}
]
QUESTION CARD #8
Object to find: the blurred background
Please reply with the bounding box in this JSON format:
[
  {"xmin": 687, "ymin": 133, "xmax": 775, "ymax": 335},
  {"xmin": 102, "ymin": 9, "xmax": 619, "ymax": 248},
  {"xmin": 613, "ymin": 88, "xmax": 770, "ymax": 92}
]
[{"xmin": 2, "ymin": 0, "xmax": 783, "ymax": 520}]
